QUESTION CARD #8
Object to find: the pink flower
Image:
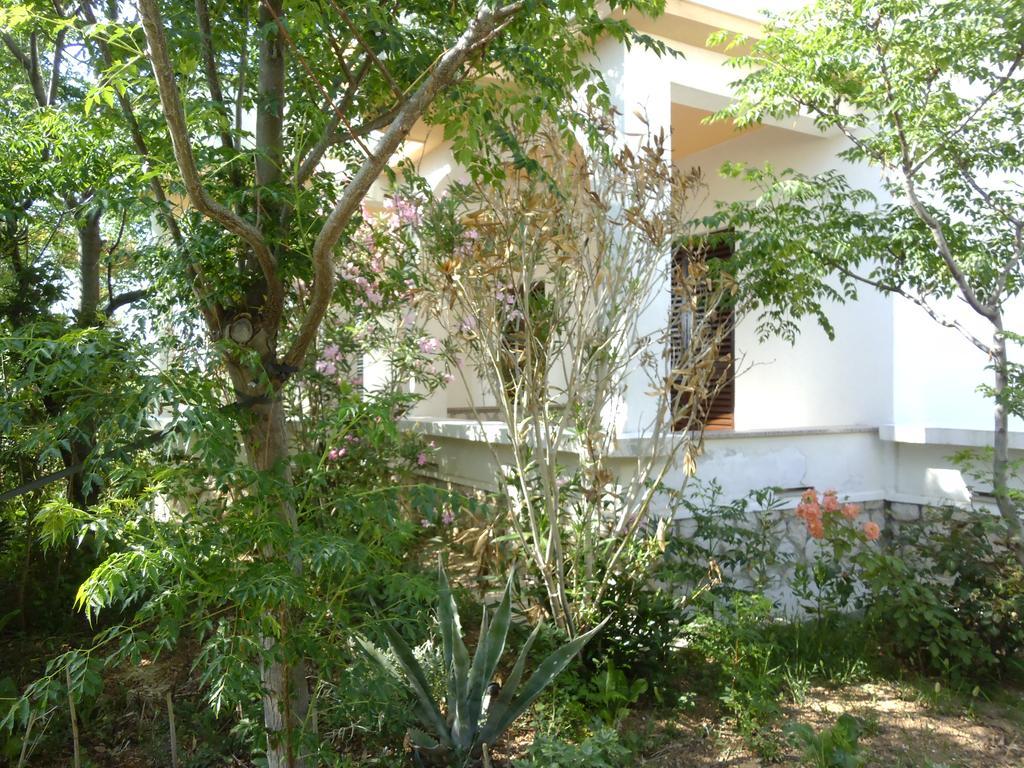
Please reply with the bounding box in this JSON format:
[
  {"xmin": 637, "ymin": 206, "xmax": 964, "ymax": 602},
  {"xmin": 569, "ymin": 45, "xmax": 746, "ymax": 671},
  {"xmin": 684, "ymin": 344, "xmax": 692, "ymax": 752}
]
[
  {"xmin": 808, "ymin": 518, "xmax": 825, "ymax": 539},
  {"xmin": 841, "ymin": 503, "xmax": 860, "ymax": 521},
  {"xmin": 387, "ymin": 195, "xmax": 421, "ymax": 226},
  {"xmin": 801, "ymin": 488, "xmax": 818, "ymax": 505},
  {"xmin": 459, "ymin": 315, "xmax": 477, "ymax": 333},
  {"xmin": 419, "ymin": 337, "xmax": 441, "ymax": 355},
  {"xmin": 316, "ymin": 360, "xmax": 337, "ymax": 376},
  {"xmin": 420, "ymin": 518, "xmax": 431, "ymax": 528},
  {"xmin": 863, "ymin": 521, "xmax": 881, "ymax": 541},
  {"xmin": 402, "ymin": 311, "xmax": 416, "ymax": 328},
  {"xmin": 441, "ymin": 510, "xmax": 455, "ymax": 525},
  {"xmin": 327, "ymin": 447, "xmax": 346, "ymax": 461},
  {"xmin": 323, "ymin": 344, "xmax": 341, "ymax": 361},
  {"xmin": 417, "ymin": 452, "xmax": 428, "ymax": 466}
]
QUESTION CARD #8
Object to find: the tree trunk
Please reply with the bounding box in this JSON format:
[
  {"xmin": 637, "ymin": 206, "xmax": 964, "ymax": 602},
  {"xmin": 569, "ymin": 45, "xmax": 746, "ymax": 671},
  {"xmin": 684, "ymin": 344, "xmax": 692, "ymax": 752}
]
[
  {"xmin": 990, "ymin": 319, "xmax": 1024, "ymax": 567},
  {"xmin": 77, "ymin": 207, "xmax": 102, "ymax": 326},
  {"xmin": 234, "ymin": 378, "xmax": 311, "ymax": 768}
]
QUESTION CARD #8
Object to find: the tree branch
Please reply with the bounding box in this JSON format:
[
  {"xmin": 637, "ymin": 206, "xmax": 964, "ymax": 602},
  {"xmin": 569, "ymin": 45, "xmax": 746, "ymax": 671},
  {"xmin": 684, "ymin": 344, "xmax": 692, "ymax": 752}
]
[
  {"xmin": 327, "ymin": 0, "xmax": 404, "ymax": 101},
  {"xmin": 47, "ymin": 26, "xmax": 67, "ymax": 105},
  {"xmin": 235, "ymin": 1, "xmax": 248, "ymax": 134},
  {"xmin": 138, "ymin": 0, "xmax": 283, "ymax": 334},
  {"xmin": 292, "ymin": 56, "xmax": 372, "ymax": 187},
  {"xmin": 1, "ymin": 32, "xmax": 48, "ymax": 106},
  {"xmin": 105, "ymin": 288, "xmax": 151, "ymax": 316},
  {"xmin": 194, "ymin": 0, "xmax": 236, "ymax": 153},
  {"xmin": 283, "ymin": 0, "xmax": 526, "ymax": 369},
  {"xmin": 843, "ymin": 267, "xmax": 993, "ymax": 356},
  {"xmin": 874, "ymin": 42, "xmax": 997, "ymax": 323},
  {"xmin": 78, "ymin": 0, "xmax": 221, "ymax": 332}
]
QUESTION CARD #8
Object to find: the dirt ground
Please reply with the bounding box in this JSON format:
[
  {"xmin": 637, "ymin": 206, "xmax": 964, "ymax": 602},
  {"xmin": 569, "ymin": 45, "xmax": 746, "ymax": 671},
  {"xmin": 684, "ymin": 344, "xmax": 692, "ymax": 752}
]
[
  {"xmin": 12, "ymin": 669, "xmax": 1024, "ymax": 766},
  {"xmin": 638, "ymin": 681, "xmax": 1024, "ymax": 767}
]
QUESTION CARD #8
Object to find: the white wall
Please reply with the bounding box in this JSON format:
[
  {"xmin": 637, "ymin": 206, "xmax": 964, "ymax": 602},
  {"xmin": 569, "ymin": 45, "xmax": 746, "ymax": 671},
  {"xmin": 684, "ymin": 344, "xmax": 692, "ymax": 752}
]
[{"xmin": 677, "ymin": 126, "xmax": 894, "ymax": 431}]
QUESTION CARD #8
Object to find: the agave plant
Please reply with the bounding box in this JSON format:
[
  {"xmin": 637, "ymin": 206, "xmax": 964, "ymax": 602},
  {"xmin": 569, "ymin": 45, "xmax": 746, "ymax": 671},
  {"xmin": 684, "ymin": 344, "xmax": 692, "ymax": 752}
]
[{"xmin": 358, "ymin": 563, "xmax": 604, "ymax": 767}]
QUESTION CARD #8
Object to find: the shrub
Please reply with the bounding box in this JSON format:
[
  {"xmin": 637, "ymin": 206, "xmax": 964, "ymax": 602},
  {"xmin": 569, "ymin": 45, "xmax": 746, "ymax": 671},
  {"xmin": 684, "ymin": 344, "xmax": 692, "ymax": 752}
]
[
  {"xmin": 786, "ymin": 714, "xmax": 866, "ymax": 768},
  {"xmin": 665, "ymin": 482, "xmax": 789, "ymax": 598},
  {"xmin": 685, "ymin": 593, "xmax": 784, "ymax": 759},
  {"xmin": 586, "ymin": 536, "xmax": 688, "ymax": 687},
  {"xmin": 514, "ymin": 727, "xmax": 631, "ymax": 768},
  {"xmin": 860, "ymin": 506, "xmax": 1024, "ymax": 681}
]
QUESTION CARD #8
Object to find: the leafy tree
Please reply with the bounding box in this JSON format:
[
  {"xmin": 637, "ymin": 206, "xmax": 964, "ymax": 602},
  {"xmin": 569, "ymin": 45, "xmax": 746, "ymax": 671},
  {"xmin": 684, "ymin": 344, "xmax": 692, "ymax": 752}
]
[
  {"xmin": 0, "ymin": 0, "xmax": 668, "ymax": 764},
  {"xmin": 702, "ymin": 0, "xmax": 1024, "ymax": 563},
  {"xmin": 0, "ymin": 1, "xmax": 167, "ymax": 638}
]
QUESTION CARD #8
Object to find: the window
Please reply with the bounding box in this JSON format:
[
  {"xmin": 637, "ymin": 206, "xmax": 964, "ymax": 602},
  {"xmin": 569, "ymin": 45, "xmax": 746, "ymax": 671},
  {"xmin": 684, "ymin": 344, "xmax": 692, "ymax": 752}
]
[{"xmin": 670, "ymin": 240, "xmax": 735, "ymax": 431}]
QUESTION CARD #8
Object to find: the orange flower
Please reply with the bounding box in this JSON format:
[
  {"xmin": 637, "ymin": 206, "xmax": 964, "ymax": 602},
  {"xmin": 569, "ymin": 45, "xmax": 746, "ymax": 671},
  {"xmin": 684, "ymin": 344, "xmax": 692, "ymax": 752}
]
[
  {"xmin": 797, "ymin": 501, "xmax": 821, "ymax": 522},
  {"xmin": 801, "ymin": 488, "xmax": 818, "ymax": 505},
  {"xmin": 808, "ymin": 517, "xmax": 825, "ymax": 539},
  {"xmin": 823, "ymin": 492, "xmax": 840, "ymax": 513},
  {"xmin": 863, "ymin": 521, "xmax": 881, "ymax": 541},
  {"xmin": 841, "ymin": 503, "xmax": 860, "ymax": 521}
]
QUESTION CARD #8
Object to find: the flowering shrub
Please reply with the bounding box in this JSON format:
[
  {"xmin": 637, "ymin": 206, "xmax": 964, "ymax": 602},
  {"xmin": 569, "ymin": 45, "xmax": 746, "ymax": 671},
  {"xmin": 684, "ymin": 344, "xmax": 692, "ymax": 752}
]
[{"xmin": 792, "ymin": 488, "xmax": 880, "ymax": 621}]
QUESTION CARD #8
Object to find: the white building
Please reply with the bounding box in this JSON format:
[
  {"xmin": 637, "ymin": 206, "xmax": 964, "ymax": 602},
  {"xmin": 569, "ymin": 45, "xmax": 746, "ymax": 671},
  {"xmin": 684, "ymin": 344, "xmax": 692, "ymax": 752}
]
[{"xmin": 382, "ymin": 0, "xmax": 1023, "ymax": 515}]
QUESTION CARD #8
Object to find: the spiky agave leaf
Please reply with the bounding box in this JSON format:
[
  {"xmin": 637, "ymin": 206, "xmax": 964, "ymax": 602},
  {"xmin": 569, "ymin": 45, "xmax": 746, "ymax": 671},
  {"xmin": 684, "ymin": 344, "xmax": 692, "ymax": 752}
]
[
  {"xmin": 463, "ymin": 569, "xmax": 514, "ymax": 745},
  {"xmin": 357, "ymin": 629, "xmax": 452, "ymax": 748},
  {"xmin": 479, "ymin": 618, "xmax": 607, "ymax": 746},
  {"xmin": 437, "ymin": 561, "xmax": 471, "ymax": 743}
]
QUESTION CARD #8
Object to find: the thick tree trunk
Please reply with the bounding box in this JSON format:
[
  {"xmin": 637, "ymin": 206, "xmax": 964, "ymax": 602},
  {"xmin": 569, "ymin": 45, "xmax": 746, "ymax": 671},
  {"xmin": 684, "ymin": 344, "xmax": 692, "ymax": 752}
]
[
  {"xmin": 56, "ymin": 206, "xmax": 105, "ymax": 508},
  {"xmin": 77, "ymin": 207, "xmax": 102, "ymax": 326},
  {"xmin": 991, "ymin": 320, "xmax": 1024, "ymax": 567},
  {"xmin": 233, "ymin": 378, "xmax": 311, "ymax": 768}
]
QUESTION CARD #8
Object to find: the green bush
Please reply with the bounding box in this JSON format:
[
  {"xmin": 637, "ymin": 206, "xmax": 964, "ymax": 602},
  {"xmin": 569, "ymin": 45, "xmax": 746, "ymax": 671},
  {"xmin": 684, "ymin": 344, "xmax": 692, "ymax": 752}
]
[
  {"xmin": 514, "ymin": 727, "xmax": 631, "ymax": 768},
  {"xmin": 586, "ymin": 536, "xmax": 688, "ymax": 687},
  {"xmin": 786, "ymin": 714, "xmax": 866, "ymax": 768},
  {"xmin": 685, "ymin": 593, "xmax": 785, "ymax": 759},
  {"xmin": 860, "ymin": 507, "xmax": 1024, "ymax": 681}
]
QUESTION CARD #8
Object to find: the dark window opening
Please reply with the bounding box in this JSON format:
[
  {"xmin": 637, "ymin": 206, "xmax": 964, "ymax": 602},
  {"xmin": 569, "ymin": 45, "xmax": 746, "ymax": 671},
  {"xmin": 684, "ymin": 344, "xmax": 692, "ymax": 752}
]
[{"xmin": 670, "ymin": 239, "xmax": 735, "ymax": 431}]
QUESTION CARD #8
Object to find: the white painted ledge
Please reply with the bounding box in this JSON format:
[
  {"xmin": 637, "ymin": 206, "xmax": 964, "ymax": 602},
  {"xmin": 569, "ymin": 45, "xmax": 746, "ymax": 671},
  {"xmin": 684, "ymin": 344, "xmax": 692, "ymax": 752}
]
[
  {"xmin": 879, "ymin": 425, "xmax": 1024, "ymax": 450},
  {"xmin": 400, "ymin": 418, "xmax": 881, "ymax": 457}
]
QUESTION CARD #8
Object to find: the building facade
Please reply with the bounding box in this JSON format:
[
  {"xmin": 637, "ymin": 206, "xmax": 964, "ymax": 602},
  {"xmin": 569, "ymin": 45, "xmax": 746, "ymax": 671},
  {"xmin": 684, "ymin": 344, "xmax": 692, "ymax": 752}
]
[{"xmin": 377, "ymin": 0, "xmax": 1024, "ymax": 515}]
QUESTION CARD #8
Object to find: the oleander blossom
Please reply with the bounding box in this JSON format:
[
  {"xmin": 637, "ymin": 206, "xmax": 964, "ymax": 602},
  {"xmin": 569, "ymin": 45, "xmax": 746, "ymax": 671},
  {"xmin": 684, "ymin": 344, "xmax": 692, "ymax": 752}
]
[
  {"xmin": 315, "ymin": 359, "xmax": 337, "ymax": 376},
  {"xmin": 863, "ymin": 521, "xmax": 881, "ymax": 541},
  {"xmin": 418, "ymin": 337, "xmax": 442, "ymax": 355},
  {"xmin": 417, "ymin": 452, "xmax": 428, "ymax": 466},
  {"xmin": 842, "ymin": 502, "xmax": 861, "ymax": 520},
  {"xmin": 441, "ymin": 510, "xmax": 455, "ymax": 526},
  {"xmin": 384, "ymin": 195, "xmax": 421, "ymax": 227}
]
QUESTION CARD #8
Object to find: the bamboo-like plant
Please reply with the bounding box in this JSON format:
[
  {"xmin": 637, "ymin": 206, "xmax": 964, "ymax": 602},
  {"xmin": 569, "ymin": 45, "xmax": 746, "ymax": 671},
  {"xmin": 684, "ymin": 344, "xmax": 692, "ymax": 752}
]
[
  {"xmin": 358, "ymin": 563, "xmax": 604, "ymax": 767},
  {"xmin": 418, "ymin": 112, "xmax": 741, "ymax": 635}
]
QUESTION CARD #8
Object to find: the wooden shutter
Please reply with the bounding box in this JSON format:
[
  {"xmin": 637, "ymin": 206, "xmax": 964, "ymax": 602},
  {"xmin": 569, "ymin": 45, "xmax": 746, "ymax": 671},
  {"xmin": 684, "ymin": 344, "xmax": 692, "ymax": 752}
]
[{"xmin": 671, "ymin": 241, "xmax": 735, "ymax": 431}]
